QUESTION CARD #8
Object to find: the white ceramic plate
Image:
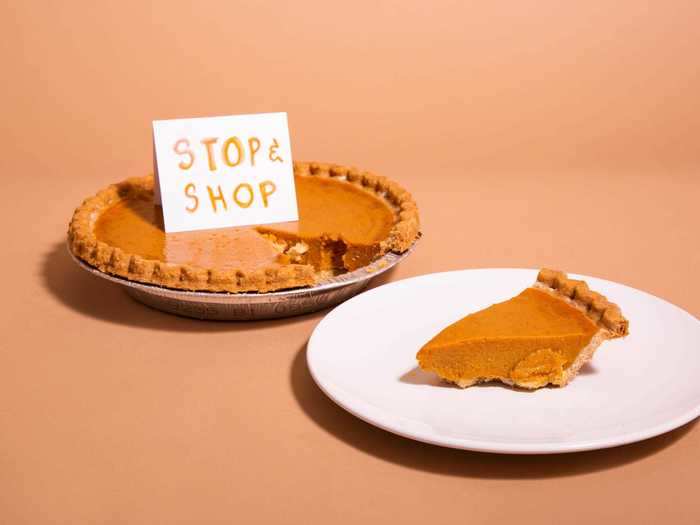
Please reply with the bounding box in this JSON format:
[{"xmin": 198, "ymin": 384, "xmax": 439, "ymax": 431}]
[{"xmin": 307, "ymin": 269, "xmax": 700, "ymax": 454}]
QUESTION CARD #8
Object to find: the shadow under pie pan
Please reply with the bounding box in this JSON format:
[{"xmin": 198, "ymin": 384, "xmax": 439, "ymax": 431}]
[{"xmin": 68, "ymin": 238, "xmax": 419, "ymax": 320}]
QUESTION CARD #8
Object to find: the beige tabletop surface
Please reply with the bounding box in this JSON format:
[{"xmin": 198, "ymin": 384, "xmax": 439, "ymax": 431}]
[{"xmin": 2, "ymin": 2, "xmax": 700, "ymax": 523}]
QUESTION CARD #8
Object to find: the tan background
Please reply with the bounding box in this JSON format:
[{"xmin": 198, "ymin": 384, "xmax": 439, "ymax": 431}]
[{"xmin": 2, "ymin": 1, "xmax": 700, "ymax": 523}]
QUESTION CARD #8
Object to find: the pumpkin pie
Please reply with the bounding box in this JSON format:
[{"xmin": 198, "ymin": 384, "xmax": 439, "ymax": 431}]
[
  {"xmin": 68, "ymin": 162, "xmax": 420, "ymax": 293},
  {"xmin": 417, "ymin": 269, "xmax": 629, "ymax": 389}
]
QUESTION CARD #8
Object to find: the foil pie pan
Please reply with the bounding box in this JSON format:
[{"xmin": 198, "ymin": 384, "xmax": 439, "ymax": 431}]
[{"xmin": 68, "ymin": 239, "xmax": 418, "ymax": 321}]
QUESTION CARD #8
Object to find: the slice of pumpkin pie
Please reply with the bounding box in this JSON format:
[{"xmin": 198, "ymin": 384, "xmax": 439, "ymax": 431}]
[{"xmin": 417, "ymin": 269, "xmax": 629, "ymax": 389}]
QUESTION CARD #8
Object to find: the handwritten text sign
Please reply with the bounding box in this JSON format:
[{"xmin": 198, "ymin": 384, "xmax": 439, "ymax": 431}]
[{"xmin": 152, "ymin": 112, "xmax": 297, "ymax": 233}]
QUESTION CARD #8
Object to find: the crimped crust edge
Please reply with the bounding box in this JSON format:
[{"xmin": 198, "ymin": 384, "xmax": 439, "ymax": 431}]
[{"xmin": 534, "ymin": 268, "xmax": 629, "ymax": 338}]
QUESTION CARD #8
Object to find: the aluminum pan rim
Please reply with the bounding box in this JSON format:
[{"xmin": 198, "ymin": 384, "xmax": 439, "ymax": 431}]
[{"xmin": 67, "ymin": 236, "xmax": 419, "ymax": 304}]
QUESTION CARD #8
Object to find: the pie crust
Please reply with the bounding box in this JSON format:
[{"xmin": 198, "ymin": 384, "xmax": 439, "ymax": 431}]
[{"xmin": 68, "ymin": 161, "xmax": 420, "ymax": 293}]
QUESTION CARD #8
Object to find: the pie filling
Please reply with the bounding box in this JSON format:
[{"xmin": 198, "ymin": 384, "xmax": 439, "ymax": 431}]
[
  {"xmin": 92, "ymin": 174, "xmax": 396, "ymax": 276},
  {"xmin": 259, "ymin": 233, "xmax": 346, "ymax": 275},
  {"xmin": 418, "ymin": 333, "xmax": 595, "ymax": 387}
]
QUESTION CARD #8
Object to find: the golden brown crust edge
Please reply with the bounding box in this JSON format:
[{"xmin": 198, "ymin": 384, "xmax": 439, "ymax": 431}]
[
  {"xmin": 67, "ymin": 161, "xmax": 420, "ymax": 293},
  {"xmin": 534, "ymin": 268, "xmax": 629, "ymax": 338}
]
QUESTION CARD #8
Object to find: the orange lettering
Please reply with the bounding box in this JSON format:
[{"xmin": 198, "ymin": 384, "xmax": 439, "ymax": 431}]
[
  {"xmin": 207, "ymin": 185, "xmax": 227, "ymax": 212},
  {"xmin": 222, "ymin": 136, "xmax": 244, "ymax": 167},
  {"xmin": 232, "ymin": 183, "xmax": 254, "ymax": 208},
  {"xmin": 201, "ymin": 137, "xmax": 218, "ymax": 171},
  {"xmin": 248, "ymin": 137, "xmax": 261, "ymax": 166},
  {"xmin": 173, "ymin": 139, "xmax": 194, "ymax": 170},
  {"xmin": 258, "ymin": 180, "xmax": 276, "ymax": 207},
  {"xmin": 184, "ymin": 183, "xmax": 198, "ymax": 212}
]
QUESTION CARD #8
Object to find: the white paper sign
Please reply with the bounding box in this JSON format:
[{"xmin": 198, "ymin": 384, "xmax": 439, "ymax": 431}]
[{"xmin": 152, "ymin": 112, "xmax": 297, "ymax": 233}]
